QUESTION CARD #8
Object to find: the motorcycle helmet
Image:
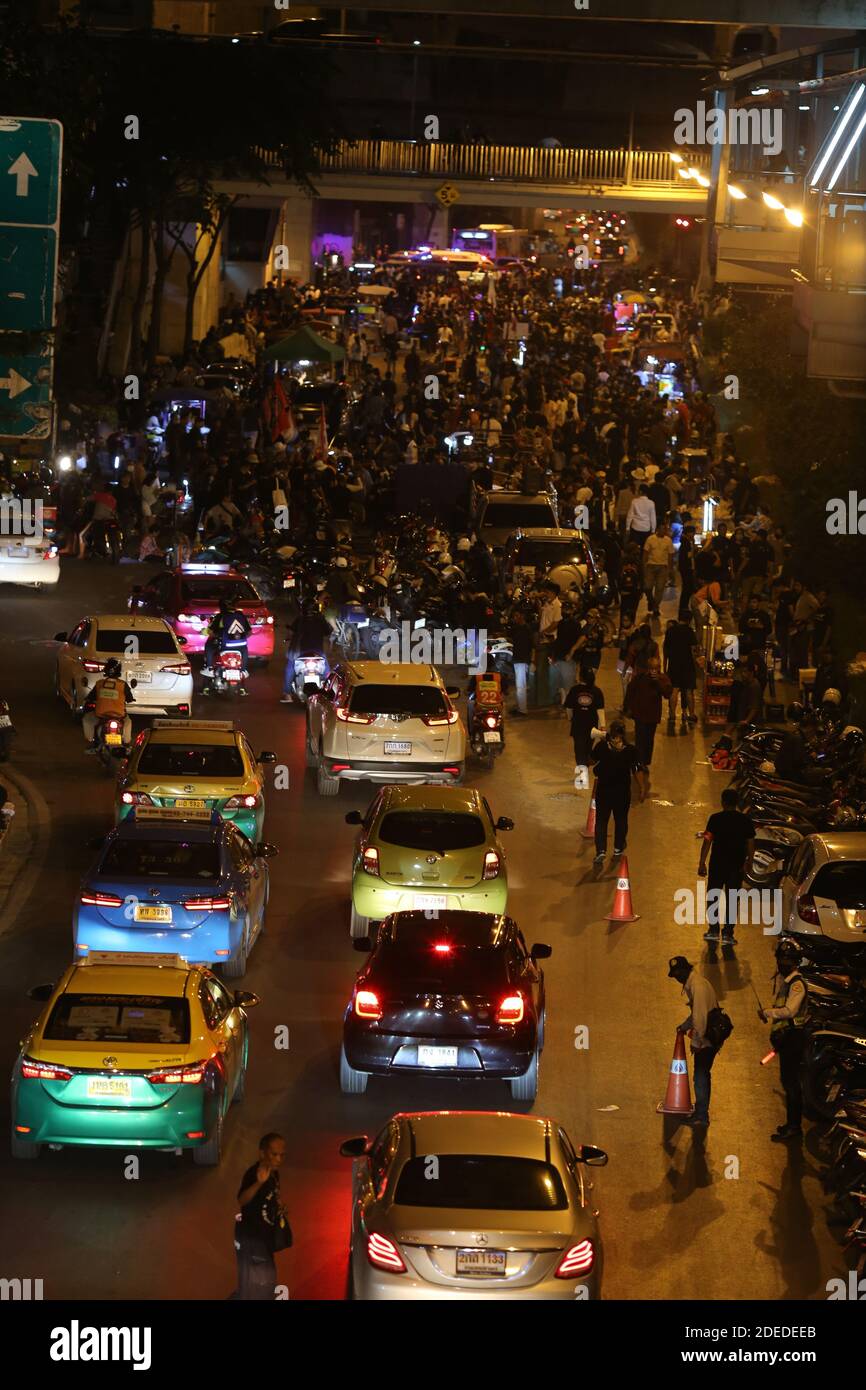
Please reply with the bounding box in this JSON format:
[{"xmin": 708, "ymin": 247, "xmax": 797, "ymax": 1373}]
[
  {"xmin": 822, "ymin": 688, "xmax": 843, "ymax": 706},
  {"xmin": 456, "ymin": 536, "xmax": 471, "ymax": 553},
  {"xmin": 334, "ymin": 555, "xmax": 348, "ymax": 569},
  {"xmin": 103, "ymin": 659, "xmax": 122, "ymax": 677},
  {"xmin": 370, "ymin": 574, "xmax": 389, "ymax": 591},
  {"xmin": 774, "ymin": 938, "xmax": 801, "ymax": 972},
  {"xmin": 786, "ymin": 702, "xmax": 805, "ymax": 723},
  {"xmin": 438, "ymin": 552, "xmax": 452, "ymax": 568}
]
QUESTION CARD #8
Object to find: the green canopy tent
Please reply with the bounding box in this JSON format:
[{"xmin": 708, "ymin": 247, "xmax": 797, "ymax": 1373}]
[{"xmin": 263, "ymin": 325, "xmax": 346, "ymax": 367}]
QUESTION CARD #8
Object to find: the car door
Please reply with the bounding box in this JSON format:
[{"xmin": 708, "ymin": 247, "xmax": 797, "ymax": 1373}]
[
  {"xmin": 65, "ymin": 620, "xmax": 93, "ymax": 700},
  {"xmin": 511, "ymin": 925, "xmax": 543, "ymax": 1024},
  {"xmin": 355, "ymin": 1120, "xmax": 401, "ymax": 1234},
  {"xmin": 228, "ymin": 828, "xmax": 262, "ymax": 936},
  {"xmin": 200, "ymin": 973, "xmax": 243, "ymax": 1096}
]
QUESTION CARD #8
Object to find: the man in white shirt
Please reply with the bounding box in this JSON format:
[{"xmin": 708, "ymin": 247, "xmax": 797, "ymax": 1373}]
[
  {"xmin": 625, "ymin": 486, "xmax": 657, "ymax": 553},
  {"xmin": 641, "ymin": 523, "xmax": 675, "ymax": 615},
  {"xmin": 538, "ymin": 583, "xmax": 562, "ymax": 645}
]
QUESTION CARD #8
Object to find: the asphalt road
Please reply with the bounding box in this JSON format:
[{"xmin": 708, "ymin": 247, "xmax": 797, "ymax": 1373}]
[{"xmin": 0, "ymin": 558, "xmax": 846, "ymax": 1301}]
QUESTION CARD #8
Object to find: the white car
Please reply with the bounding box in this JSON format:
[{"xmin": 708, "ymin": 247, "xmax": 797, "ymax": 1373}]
[
  {"xmin": 54, "ymin": 614, "xmax": 193, "ymax": 718},
  {"xmin": 779, "ymin": 832, "xmax": 866, "ymax": 945},
  {"xmin": 0, "ymin": 538, "xmax": 59, "ymax": 589}
]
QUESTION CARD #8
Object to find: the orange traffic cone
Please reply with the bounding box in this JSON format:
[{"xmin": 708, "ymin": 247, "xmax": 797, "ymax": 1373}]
[
  {"xmin": 580, "ymin": 782, "xmax": 597, "ymax": 839},
  {"xmin": 605, "ymin": 855, "xmax": 640, "ymax": 922},
  {"xmin": 656, "ymin": 1032, "xmax": 694, "ymax": 1115}
]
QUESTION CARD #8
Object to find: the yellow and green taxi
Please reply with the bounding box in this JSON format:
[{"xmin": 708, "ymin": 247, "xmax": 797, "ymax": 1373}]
[
  {"xmin": 115, "ymin": 719, "xmax": 275, "ymax": 842},
  {"xmin": 344, "ymin": 785, "xmax": 514, "ymax": 938},
  {"xmin": 11, "ymin": 952, "xmax": 259, "ymax": 1165}
]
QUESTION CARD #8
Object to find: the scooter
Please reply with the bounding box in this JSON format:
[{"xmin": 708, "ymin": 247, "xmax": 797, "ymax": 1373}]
[
  {"xmin": 203, "ymin": 647, "xmax": 248, "ymax": 698},
  {"xmin": 289, "ymin": 652, "xmax": 328, "ymax": 705},
  {"xmin": 94, "ymin": 714, "xmax": 128, "ymax": 775},
  {"xmin": 0, "ymin": 700, "xmax": 15, "ymax": 761},
  {"xmin": 467, "ymin": 672, "xmax": 506, "ymax": 770}
]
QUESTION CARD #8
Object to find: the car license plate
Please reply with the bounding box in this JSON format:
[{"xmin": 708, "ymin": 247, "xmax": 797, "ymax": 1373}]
[
  {"xmin": 105, "ymin": 733, "xmax": 123, "ymax": 746},
  {"xmin": 133, "ymin": 904, "xmax": 172, "ymax": 923},
  {"xmin": 0, "ymin": 715, "xmax": 11, "ymax": 728},
  {"xmin": 283, "ymin": 577, "xmax": 296, "ymax": 589},
  {"xmin": 418, "ymin": 1044, "xmax": 458, "ymax": 1068},
  {"xmin": 174, "ymin": 798, "xmax": 206, "ymax": 809},
  {"xmin": 483, "ymin": 731, "xmax": 501, "ymax": 743},
  {"xmin": 456, "ymin": 1248, "xmax": 507, "ymax": 1276},
  {"xmin": 87, "ymin": 1076, "xmax": 132, "ymax": 1100},
  {"xmin": 7, "ymin": 546, "xmax": 30, "ymax": 558},
  {"xmin": 133, "ymin": 670, "xmax": 152, "ymax": 684},
  {"xmin": 413, "ymin": 893, "xmax": 447, "ymax": 911},
  {"xmin": 384, "ymin": 741, "xmax": 411, "ymax": 755},
  {"xmin": 224, "ymin": 669, "xmax": 241, "ymax": 682}
]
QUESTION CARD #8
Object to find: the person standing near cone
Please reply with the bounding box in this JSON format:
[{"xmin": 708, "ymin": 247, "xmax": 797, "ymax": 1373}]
[
  {"xmin": 565, "ymin": 666, "xmax": 605, "ymax": 784},
  {"xmin": 758, "ymin": 938, "xmax": 809, "ymax": 1143},
  {"xmin": 590, "ymin": 719, "xmax": 647, "ymax": 864},
  {"xmin": 668, "ymin": 955, "xmax": 720, "ymax": 1129}
]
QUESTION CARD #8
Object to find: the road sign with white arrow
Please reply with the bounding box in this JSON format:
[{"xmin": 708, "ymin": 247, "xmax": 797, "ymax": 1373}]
[{"xmin": 0, "ymin": 116, "xmax": 62, "ymax": 442}]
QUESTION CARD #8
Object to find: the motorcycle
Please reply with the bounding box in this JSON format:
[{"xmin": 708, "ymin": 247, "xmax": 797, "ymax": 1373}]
[
  {"xmin": 86, "ymin": 518, "xmax": 124, "ymax": 564},
  {"xmin": 467, "ymin": 672, "xmax": 506, "ymax": 770},
  {"xmin": 94, "ymin": 714, "xmax": 128, "ymax": 775},
  {"xmin": 0, "ymin": 700, "xmax": 15, "ymax": 761},
  {"xmin": 289, "ymin": 652, "xmax": 328, "ymax": 705},
  {"xmin": 203, "ymin": 647, "xmax": 248, "ymax": 698}
]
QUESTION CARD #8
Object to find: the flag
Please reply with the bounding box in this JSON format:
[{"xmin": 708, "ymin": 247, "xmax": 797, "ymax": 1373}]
[
  {"xmin": 265, "ymin": 376, "xmax": 291, "ymax": 443},
  {"xmin": 284, "ymin": 403, "xmax": 299, "ymax": 444}
]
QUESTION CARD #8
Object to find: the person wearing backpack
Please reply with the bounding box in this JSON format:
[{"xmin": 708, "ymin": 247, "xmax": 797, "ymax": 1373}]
[
  {"xmin": 758, "ymin": 938, "xmax": 810, "ymax": 1143},
  {"xmin": 669, "ymin": 955, "xmax": 722, "ymax": 1130}
]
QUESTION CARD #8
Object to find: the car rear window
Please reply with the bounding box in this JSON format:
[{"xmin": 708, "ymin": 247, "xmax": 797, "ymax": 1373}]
[
  {"xmin": 96, "ymin": 628, "xmax": 177, "ymax": 655},
  {"xmin": 136, "ymin": 742, "xmax": 244, "ymax": 778},
  {"xmin": 43, "ymin": 994, "xmax": 191, "ymax": 1045},
  {"xmin": 482, "ymin": 502, "xmax": 557, "ymax": 529},
  {"xmin": 387, "ymin": 912, "xmax": 504, "ymax": 948},
  {"xmin": 100, "ymin": 840, "xmax": 220, "ymax": 880},
  {"xmin": 811, "ymin": 862, "xmax": 866, "ymax": 909},
  {"xmin": 379, "ymin": 811, "xmax": 486, "ymax": 852},
  {"xmin": 394, "ymin": 1155, "xmax": 567, "ymax": 1210},
  {"xmin": 181, "ymin": 578, "xmax": 258, "ymax": 605},
  {"xmin": 349, "ymin": 685, "xmax": 448, "ymax": 717}
]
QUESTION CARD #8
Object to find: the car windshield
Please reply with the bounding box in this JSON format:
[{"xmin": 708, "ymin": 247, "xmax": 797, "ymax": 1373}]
[
  {"xmin": 349, "ymin": 685, "xmax": 448, "ymax": 717},
  {"xmin": 510, "ymin": 539, "xmax": 587, "ymax": 568},
  {"xmin": 483, "ymin": 502, "xmax": 556, "ymax": 529},
  {"xmin": 394, "ymin": 1155, "xmax": 568, "ymax": 1210},
  {"xmin": 812, "ymin": 862, "xmax": 866, "ymax": 909},
  {"xmin": 96, "ymin": 629, "xmax": 177, "ymax": 655},
  {"xmin": 99, "ymin": 840, "xmax": 220, "ymax": 879},
  {"xmin": 379, "ymin": 811, "xmax": 486, "ymax": 852},
  {"xmin": 136, "ymin": 743, "xmax": 244, "ymax": 778},
  {"xmin": 43, "ymin": 994, "xmax": 191, "ymax": 1045},
  {"xmin": 180, "ymin": 578, "xmax": 258, "ymax": 605}
]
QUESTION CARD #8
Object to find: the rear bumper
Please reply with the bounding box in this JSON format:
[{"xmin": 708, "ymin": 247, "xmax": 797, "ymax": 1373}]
[
  {"xmin": 324, "ymin": 757, "xmax": 463, "ymax": 786},
  {"xmin": 177, "ymin": 627, "xmax": 274, "ymax": 658},
  {"xmin": 72, "ymin": 909, "xmax": 241, "ymax": 963},
  {"xmin": 0, "ymin": 558, "xmax": 60, "ymax": 585},
  {"xmin": 352, "ymin": 879, "xmax": 507, "ymax": 919},
  {"xmin": 343, "ymin": 1027, "xmax": 535, "ymax": 1079},
  {"xmin": 350, "ymin": 1246, "xmax": 598, "ymax": 1300},
  {"xmin": 12, "ymin": 1080, "xmax": 211, "ymax": 1149}
]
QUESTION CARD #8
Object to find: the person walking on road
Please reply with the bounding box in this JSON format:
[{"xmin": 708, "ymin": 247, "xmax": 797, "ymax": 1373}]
[
  {"xmin": 758, "ymin": 938, "xmax": 810, "ymax": 1143},
  {"xmin": 697, "ymin": 787, "xmax": 756, "ymax": 943},
  {"xmin": 508, "ymin": 606, "xmax": 535, "ymax": 716},
  {"xmin": 663, "ymin": 616, "xmax": 700, "ymax": 732},
  {"xmin": 668, "ymin": 955, "xmax": 720, "ymax": 1130},
  {"xmin": 625, "ymin": 484, "xmax": 656, "ymax": 553},
  {"xmin": 232, "ymin": 1133, "xmax": 292, "ymax": 1300},
  {"xmin": 623, "ymin": 654, "xmax": 671, "ymax": 771},
  {"xmin": 565, "ymin": 666, "xmax": 605, "ymax": 781},
  {"xmin": 642, "ymin": 522, "xmax": 675, "ymax": 617},
  {"xmin": 590, "ymin": 719, "xmax": 647, "ymax": 864}
]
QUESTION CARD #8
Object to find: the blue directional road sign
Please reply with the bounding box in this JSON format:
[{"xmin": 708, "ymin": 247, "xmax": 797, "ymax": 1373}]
[{"xmin": 0, "ymin": 116, "xmax": 63, "ymax": 440}]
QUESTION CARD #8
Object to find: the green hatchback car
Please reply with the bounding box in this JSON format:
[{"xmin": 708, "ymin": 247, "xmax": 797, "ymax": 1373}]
[{"xmin": 344, "ymin": 785, "xmax": 513, "ymax": 938}]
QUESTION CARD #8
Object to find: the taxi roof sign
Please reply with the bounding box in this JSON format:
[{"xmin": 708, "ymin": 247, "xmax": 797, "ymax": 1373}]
[
  {"xmin": 79, "ymin": 952, "xmax": 189, "ymax": 970},
  {"xmin": 180, "ymin": 562, "xmax": 231, "ymax": 574}
]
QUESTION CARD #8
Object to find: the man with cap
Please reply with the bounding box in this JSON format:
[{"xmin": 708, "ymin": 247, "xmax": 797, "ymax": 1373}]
[
  {"xmin": 758, "ymin": 938, "xmax": 809, "ymax": 1142},
  {"xmin": 669, "ymin": 955, "xmax": 720, "ymax": 1129}
]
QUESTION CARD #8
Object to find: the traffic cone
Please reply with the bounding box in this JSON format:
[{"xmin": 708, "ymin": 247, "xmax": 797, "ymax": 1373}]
[
  {"xmin": 580, "ymin": 781, "xmax": 597, "ymax": 839},
  {"xmin": 656, "ymin": 1032, "xmax": 694, "ymax": 1115},
  {"xmin": 605, "ymin": 855, "xmax": 640, "ymax": 922}
]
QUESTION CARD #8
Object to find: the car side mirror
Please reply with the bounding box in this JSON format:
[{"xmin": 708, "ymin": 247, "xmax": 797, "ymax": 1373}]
[
  {"xmin": 339, "ymin": 1136, "xmax": 370, "ymax": 1158},
  {"xmin": 258, "ymin": 751, "xmax": 277, "ymax": 763},
  {"xmin": 345, "ymin": 811, "xmax": 363, "ymax": 826},
  {"xmin": 445, "ymin": 686, "xmax": 461, "ymax": 698},
  {"xmin": 530, "ymin": 943, "xmax": 552, "ymax": 960},
  {"xmin": 495, "ymin": 816, "xmax": 514, "ymax": 831},
  {"xmin": 353, "ymin": 935, "xmax": 373, "ymax": 952},
  {"xmin": 27, "ymin": 983, "xmax": 54, "ymax": 1002},
  {"xmin": 233, "ymin": 990, "xmax": 261, "ymax": 1009},
  {"xmin": 579, "ymin": 1145, "xmax": 609, "ymax": 1167},
  {"xmin": 53, "ymin": 631, "xmax": 68, "ymax": 643},
  {"xmin": 255, "ymin": 842, "xmax": 279, "ymax": 858}
]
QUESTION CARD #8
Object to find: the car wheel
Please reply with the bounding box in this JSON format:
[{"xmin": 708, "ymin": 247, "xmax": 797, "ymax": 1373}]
[
  {"xmin": 509, "ymin": 1049, "xmax": 539, "ymax": 1102},
  {"xmin": 317, "ymin": 758, "xmax": 340, "ymax": 797},
  {"xmin": 339, "ymin": 1043, "xmax": 369, "ymax": 1094},
  {"xmin": 11, "ymin": 1131, "xmax": 40, "ymax": 1160},
  {"xmin": 192, "ymin": 1094, "xmax": 225, "ymax": 1165},
  {"xmin": 222, "ymin": 927, "xmax": 249, "ymax": 980},
  {"xmin": 350, "ymin": 902, "xmax": 370, "ymax": 940}
]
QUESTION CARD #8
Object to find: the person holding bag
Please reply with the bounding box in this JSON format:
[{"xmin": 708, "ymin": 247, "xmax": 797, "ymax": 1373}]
[{"xmin": 232, "ymin": 1133, "xmax": 293, "ymax": 1300}]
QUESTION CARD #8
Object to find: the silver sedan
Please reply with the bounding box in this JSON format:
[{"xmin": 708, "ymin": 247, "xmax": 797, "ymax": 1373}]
[{"xmin": 340, "ymin": 1110, "xmax": 607, "ymax": 1300}]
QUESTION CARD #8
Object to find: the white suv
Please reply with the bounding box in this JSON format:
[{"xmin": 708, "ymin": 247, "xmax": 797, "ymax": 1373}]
[{"xmin": 306, "ymin": 662, "xmax": 466, "ymax": 797}]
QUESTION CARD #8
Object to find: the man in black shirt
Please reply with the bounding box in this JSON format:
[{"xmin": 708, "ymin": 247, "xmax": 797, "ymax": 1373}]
[
  {"xmin": 698, "ymin": 788, "xmax": 756, "ymax": 943},
  {"xmin": 549, "ymin": 600, "xmax": 582, "ymax": 710},
  {"xmin": 565, "ymin": 666, "xmax": 605, "ymax": 772},
  {"xmin": 590, "ymin": 719, "xmax": 647, "ymax": 862},
  {"xmin": 507, "ymin": 607, "xmax": 535, "ymax": 716},
  {"xmin": 738, "ymin": 595, "xmax": 773, "ymax": 656},
  {"xmin": 233, "ymin": 1132, "xmax": 291, "ymax": 1300}
]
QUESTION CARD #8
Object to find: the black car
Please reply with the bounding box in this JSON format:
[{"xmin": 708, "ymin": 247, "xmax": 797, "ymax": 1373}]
[{"xmin": 340, "ymin": 910, "xmax": 551, "ymax": 1101}]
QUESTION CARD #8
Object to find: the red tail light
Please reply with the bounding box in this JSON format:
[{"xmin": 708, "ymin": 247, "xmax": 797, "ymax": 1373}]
[
  {"xmin": 362, "ymin": 846, "xmax": 380, "ymax": 877},
  {"xmin": 422, "ymin": 708, "xmax": 460, "ymax": 726},
  {"xmin": 483, "ymin": 849, "xmax": 501, "ymax": 880},
  {"xmin": 83, "ymin": 660, "xmax": 104, "ymax": 672},
  {"xmin": 336, "ymin": 706, "xmax": 375, "ymax": 724},
  {"xmin": 223, "ymin": 794, "xmax": 258, "ymax": 810},
  {"xmin": 80, "ymin": 891, "xmax": 124, "ymax": 908},
  {"xmin": 182, "ymin": 896, "xmax": 231, "ymax": 912},
  {"xmin": 433, "ymin": 942, "xmax": 452, "ymax": 954},
  {"xmin": 797, "ymin": 894, "xmax": 821, "ymax": 925},
  {"xmin": 497, "ymin": 993, "xmax": 524, "ymax": 1024},
  {"xmin": 160, "ymin": 662, "xmax": 191, "ymax": 674},
  {"xmin": 21, "ymin": 1056, "xmax": 72, "ymax": 1082},
  {"xmin": 354, "ymin": 988, "xmax": 382, "ymax": 1020},
  {"xmin": 121, "ymin": 791, "xmax": 153, "ymax": 806},
  {"xmin": 219, "ymin": 650, "xmax": 243, "ymax": 669},
  {"xmin": 366, "ymin": 1231, "xmax": 406, "ymax": 1272},
  {"xmin": 105, "ymin": 719, "xmax": 121, "ymax": 732},
  {"xmin": 484, "ymin": 713, "xmax": 500, "ymax": 729},
  {"xmin": 147, "ymin": 1060, "xmax": 207, "ymax": 1085},
  {"xmin": 555, "ymin": 1239, "xmax": 595, "ymax": 1277}
]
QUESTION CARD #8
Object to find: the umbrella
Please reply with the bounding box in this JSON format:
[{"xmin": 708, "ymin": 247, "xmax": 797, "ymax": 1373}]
[
  {"xmin": 357, "ymin": 284, "xmax": 397, "ymax": 298},
  {"xmin": 263, "ymin": 324, "xmax": 345, "ymax": 364}
]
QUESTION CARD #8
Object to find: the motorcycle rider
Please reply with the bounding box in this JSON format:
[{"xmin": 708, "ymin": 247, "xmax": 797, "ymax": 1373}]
[
  {"xmin": 203, "ymin": 596, "xmax": 252, "ymax": 692},
  {"xmin": 774, "ymin": 703, "xmax": 824, "ymax": 785},
  {"xmin": 280, "ymin": 600, "xmax": 333, "ymax": 703},
  {"xmin": 82, "ymin": 659, "xmax": 134, "ymax": 751},
  {"xmin": 758, "ymin": 938, "xmax": 809, "ymax": 1143}
]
